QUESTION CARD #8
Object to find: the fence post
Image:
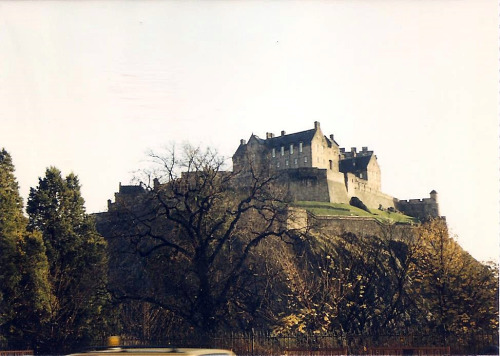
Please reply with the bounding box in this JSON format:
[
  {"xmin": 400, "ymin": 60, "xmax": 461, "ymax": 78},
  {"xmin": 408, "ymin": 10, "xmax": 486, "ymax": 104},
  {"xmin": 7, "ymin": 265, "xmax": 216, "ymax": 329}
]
[{"xmin": 251, "ymin": 328, "xmax": 255, "ymax": 356}]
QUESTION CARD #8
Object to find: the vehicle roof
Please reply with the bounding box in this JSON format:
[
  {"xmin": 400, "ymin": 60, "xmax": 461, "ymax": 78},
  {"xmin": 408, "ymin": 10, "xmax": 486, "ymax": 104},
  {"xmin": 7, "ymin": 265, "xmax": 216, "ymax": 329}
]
[{"xmin": 68, "ymin": 348, "xmax": 235, "ymax": 356}]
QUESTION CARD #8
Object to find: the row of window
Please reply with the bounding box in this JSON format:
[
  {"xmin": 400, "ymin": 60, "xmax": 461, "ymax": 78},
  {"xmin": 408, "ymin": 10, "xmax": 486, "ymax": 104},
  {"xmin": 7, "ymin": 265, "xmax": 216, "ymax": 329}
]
[
  {"xmin": 276, "ymin": 156, "xmax": 308, "ymax": 168},
  {"xmin": 272, "ymin": 142, "xmax": 303, "ymax": 158}
]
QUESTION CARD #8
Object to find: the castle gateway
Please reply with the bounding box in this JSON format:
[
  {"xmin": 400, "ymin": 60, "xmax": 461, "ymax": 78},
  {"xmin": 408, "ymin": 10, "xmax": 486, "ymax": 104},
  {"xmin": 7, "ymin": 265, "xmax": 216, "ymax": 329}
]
[{"xmin": 233, "ymin": 121, "xmax": 439, "ymax": 220}]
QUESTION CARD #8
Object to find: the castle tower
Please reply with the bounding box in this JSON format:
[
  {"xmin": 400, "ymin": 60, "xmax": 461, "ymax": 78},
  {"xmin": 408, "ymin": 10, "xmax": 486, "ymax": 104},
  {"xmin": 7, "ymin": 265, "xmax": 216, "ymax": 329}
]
[{"xmin": 429, "ymin": 190, "xmax": 440, "ymax": 217}]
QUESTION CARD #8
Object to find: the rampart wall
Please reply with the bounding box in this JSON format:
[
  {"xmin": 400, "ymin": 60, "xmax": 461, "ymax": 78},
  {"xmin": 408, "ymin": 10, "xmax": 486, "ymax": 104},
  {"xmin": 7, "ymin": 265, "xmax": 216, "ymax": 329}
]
[
  {"xmin": 396, "ymin": 198, "xmax": 439, "ymax": 220},
  {"xmin": 286, "ymin": 207, "xmax": 415, "ymax": 241},
  {"xmin": 311, "ymin": 215, "xmax": 414, "ymax": 240},
  {"xmin": 344, "ymin": 173, "xmax": 395, "ymax": 209},
  {"xmin": 282, "ymin": 168, "xmax": 397, "ymax": 210},
  {"xmin": 282, "ymin": 168, "xmax": 331, "ymax": 202}
]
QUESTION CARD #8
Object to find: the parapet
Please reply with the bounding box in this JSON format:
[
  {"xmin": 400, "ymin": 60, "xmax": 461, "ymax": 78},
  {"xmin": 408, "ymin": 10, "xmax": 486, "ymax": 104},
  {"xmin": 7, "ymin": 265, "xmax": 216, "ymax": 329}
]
[
  {"xmin": 340, "ymin": 146, "xmax": 373, "ymax": 158},
  {"xmin": 395, "ymin": 190, "xmax": 440, "ymax": 220},
  {"xmin": 118, "ymin": 182, "xmax": 145, "ymax": 195}
]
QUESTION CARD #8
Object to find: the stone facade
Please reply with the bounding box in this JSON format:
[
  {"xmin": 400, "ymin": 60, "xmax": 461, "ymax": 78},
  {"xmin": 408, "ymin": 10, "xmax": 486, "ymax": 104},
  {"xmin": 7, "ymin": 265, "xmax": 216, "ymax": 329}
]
[{"xmin": 233, "ymin": 121, "xmax": 440, "ymax": 220}]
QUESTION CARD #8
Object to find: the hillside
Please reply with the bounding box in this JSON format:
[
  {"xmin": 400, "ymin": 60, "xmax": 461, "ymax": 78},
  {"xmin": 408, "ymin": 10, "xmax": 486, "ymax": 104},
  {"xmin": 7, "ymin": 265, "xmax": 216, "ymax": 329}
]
[{"xmin": 293, "ymin": 201, "xmax": 417, "ymax": 224}]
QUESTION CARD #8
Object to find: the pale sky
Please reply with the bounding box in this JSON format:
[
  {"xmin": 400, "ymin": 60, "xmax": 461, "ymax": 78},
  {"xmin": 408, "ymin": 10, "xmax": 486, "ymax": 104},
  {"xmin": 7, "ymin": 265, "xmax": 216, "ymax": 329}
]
[{"xmin": 0, "ymin": 0, "xmax": 498, "ymax": 262}]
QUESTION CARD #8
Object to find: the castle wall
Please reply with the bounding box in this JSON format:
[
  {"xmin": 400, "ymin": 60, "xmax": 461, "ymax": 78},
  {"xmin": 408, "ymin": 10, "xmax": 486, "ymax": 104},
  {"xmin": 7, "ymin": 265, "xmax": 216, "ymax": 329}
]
[
  {"xmin": 396, "ymin": 197, "xmax": 439, "ymax": 220},
  {"xmin": 366, "ymin": 156, "xmax": 381, "ymax": 191},
  {"xmin": 351, "ymin": 188, "xmax": 396, "ymax": 211},
  {"xmin": 310, "ymin": 215, "xmax": 415, "ymax": 241},
  {"xmin": 282, "ymin": 168, "xmax": 331, "ymax": 202},
  {"xmin": 281, "ymin": 166, "xmax": 395, "ymax": 209},
  {"xmin": 285, "ymin": 207, "xmax": 415, "ymax": 241},
  {"xmin": 344, "ymin": 173, "xmax": 395, "ymax": 210},
  {"xmin": 271, "ymin": 140, "xmax": 313, "ymax": 170},
  {"xmin": 326, "ymin": 169, "xmax": 350, "ymax": 204},
  {"xmin": 310, "ymin": 128, "xmax": 339, "ymax": 171}
]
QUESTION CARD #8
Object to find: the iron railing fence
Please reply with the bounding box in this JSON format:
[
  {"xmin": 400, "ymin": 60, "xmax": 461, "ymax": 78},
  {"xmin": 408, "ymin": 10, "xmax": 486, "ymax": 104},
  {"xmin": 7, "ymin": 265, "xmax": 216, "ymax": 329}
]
[{"xmin": 98, "ymin": 330, "xmax": 498, "ymax": 356}]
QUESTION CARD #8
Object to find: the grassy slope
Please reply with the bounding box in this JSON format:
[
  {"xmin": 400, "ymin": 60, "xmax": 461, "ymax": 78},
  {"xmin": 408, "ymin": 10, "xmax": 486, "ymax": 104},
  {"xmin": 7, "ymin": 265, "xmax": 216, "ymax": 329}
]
[{"xmin": 293, "ymin": 201, "xmax": 417, "ymax": 224}]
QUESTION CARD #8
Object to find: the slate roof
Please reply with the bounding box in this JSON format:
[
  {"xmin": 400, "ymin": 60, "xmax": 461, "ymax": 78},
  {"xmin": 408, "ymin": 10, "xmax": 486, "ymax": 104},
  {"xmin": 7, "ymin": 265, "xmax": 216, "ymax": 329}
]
[
  {"xmin": 264, "ymin": 129, "xmax": 317, "ymax": 148},
  {"xmin": 234, "ymin": 125, "xmax": 338, "ymax": 157},
  {"xmin": 119, "ymin": 185, "xmax": 145, "ymax": 194},
  {"xmin": 339, "ymin": 154, "xmax": 373, "ymax": 173},
  {"xmin": 233, "ymin": 134, "xmax": 265, "ymax": 157}
]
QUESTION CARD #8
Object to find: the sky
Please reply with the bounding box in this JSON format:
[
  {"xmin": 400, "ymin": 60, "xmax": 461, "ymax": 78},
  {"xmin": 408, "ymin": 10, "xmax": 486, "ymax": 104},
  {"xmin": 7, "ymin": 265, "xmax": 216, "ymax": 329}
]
[{"xmin": 0, "ymin": 0, "xmax": 498, "ymax": 262}]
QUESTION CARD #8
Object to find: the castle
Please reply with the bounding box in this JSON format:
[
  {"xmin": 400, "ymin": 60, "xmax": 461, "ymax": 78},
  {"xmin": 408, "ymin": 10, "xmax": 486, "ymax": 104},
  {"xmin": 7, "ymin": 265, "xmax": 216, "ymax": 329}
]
[
  {"xmin": 232, "ymin": 121, "xmax": 440, "ymax": 220},
  {"xmin": 104, "ymin": 121, "xmax": 440, "ymax": 221}
]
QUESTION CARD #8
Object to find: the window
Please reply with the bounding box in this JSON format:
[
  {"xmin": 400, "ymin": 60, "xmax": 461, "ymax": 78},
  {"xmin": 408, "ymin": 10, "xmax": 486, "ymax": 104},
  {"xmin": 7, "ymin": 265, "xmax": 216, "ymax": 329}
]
[
  {"xmin": 294, "ymin": 158, "xmax": 298, "ymax": 165},
  {"xmin": 299, "ymin": 142, "xmax": 303, "ymax": 153},
  {"xmin": 304, "ymin": 156, "xmax": 308, "ymax": 163},
  {"xmin": 281, "ymin": 146, "xmax": 284, "ymax": 156},
  {"xmin": 285, "ymin": 159, "xmax": 289, "ymax": 166},
  {"xmin": 277, "ymin": 162, "xmax": 280, "ymax": 168},
  {"xmin": 290, "ymin": 144, "xmax": 294, "ymax": 154},
  {"xmin": 272, "ymin": 148, "xmax": 276, "ymax": 158},
  {"xmin": 329, "ymin": 160, "xmax": 333, "ymax": 170}
]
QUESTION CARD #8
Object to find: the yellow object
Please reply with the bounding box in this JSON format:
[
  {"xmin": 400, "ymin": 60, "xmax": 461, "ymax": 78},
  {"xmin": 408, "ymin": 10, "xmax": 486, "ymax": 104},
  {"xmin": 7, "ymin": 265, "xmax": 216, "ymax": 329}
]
[{"xmin": 107, "ymin": 336, "xmax": 120, "ymax": 347}]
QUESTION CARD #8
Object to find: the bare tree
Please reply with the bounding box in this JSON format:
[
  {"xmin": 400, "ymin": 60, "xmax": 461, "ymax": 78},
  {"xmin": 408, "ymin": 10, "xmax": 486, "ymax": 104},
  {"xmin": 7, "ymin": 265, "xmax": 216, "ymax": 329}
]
[{"xmin": 102, "ymin": 144, "xmax": 300, "ymax": 337}]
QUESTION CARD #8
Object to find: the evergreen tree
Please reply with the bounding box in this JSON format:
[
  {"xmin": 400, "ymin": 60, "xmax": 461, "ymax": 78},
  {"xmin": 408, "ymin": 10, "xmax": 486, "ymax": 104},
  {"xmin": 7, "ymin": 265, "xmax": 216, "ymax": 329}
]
[
  {"xmin": 0, "ymin": 148, "xmax": 51, "ymax": 349},
  {"xmin": 27, "ymin": 167, "xmax": 109, "ymax": 353}
]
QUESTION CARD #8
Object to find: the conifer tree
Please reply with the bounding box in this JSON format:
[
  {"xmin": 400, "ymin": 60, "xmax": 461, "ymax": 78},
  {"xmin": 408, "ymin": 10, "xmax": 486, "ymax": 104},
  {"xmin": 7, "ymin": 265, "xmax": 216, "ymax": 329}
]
[
  {"xmin": 27, "ymin": 167, "xmax": 109, "ymax": 353},
  {"xmin": 0, "ymin": 148, "xmax": 51, "ymax": 349}
]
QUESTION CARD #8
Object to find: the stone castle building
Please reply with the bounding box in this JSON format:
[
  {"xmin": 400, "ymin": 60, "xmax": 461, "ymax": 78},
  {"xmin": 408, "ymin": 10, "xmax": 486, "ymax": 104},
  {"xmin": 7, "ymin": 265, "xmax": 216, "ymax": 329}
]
[
  {"xmin": 103, "ymin": 121, "xmax": 440, "ymax": 221},
  {"xmin": 232, "ymin": 121, "xmax": 440, "ymax": 220}
]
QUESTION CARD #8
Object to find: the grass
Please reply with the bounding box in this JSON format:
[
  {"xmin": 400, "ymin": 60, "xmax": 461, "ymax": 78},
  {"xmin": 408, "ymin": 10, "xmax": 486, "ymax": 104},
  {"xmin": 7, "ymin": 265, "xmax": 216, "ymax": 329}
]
[{"xmin": 293, "ymin": 201, "xmax": 417, "ymax": 224}]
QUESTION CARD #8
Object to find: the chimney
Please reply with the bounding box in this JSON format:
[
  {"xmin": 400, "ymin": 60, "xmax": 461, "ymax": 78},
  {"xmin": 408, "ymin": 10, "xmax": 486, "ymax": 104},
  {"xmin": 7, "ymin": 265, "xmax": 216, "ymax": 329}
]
[
  {"xmin": 240, "ymin": 139, "xmax": 247, "ymax": 145},
  {"xmin": 314, "ymin": 121, "xmax": 320, "ymax": 130},
  {"xmin": 351, "ymin": 147, "xmax": 357, "ymax": 153},
  {"xmin": 340, "ymin": 147, "xmax": 345, "ymax": 153},
  {"xmin": 266, "ymin": 132, "xmax": 274, "ymax": 139},
  {"xmin": 362, "ymin": 146, "xmax": 368, "ymax": 152},
  {"xmin": 281, "ymin": 130, "xmax": 286, "ymax": 136}
]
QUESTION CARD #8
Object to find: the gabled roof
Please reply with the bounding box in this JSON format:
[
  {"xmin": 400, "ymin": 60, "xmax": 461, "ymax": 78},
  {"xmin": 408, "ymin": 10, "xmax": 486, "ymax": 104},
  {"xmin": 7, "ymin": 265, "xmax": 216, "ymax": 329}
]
[
  {"xmin": 233, "ymin": 134, "xmax": 265, "ymax": 157},
  {"xmin": 264, "ymin": 129, "xmax": 316, "ymax": 148},
  {"xmin": 339, "ymin": 154, "xmax": 374, "ymax": 173}
]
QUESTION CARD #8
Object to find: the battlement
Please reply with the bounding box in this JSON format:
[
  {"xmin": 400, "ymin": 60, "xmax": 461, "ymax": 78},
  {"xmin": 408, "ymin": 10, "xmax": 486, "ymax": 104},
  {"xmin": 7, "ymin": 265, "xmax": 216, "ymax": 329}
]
[
  {"xmin": 340, "ymin": 146, "xmax": 373, "ymax": 158},
  {"xmin": 396, "ymin": 191, "xmax": 440, "ymax": 220},
  {"xmin": 107, "ymin": 182, "xmax": 147, "ymax": 211}
]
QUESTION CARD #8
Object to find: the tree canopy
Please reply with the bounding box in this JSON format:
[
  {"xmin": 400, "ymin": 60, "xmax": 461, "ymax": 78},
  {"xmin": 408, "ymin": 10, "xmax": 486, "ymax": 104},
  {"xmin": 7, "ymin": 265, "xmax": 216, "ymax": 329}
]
[
  {"xmin": 101, "ymin": 145, "xmax": 300, "ymax": 335},
  {"xmin": 0, "ymin": 149, "xmax": 52, "ymax": 350},
  {"xmin": 0, "ymin": 145, "xmax": 497, "ymax": 354},
  {"xmin": 99, "ymin": 145, "xmax": 498, "ymax": 352},
  {"xmin": 27, "ymin": 167, "xmax": 109, "ymax": 353}
]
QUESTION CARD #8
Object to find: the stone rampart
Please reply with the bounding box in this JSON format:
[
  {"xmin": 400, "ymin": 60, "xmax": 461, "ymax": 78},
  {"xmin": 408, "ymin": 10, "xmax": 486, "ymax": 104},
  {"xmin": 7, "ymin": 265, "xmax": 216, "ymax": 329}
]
[
  {"xmin": 282, "ymin": 168, "xmax": 330, "ymax": 202},
  {"xmin": 313, "ymin": 215, "xmax": 414, "ymax": 240},
  {"xmin": 396, "ymin": 197, "xmax": 439, "ymax": 220},
  {"xmin": 285, "ymin": 207, "xmax": 415, "ymax": 241},
  {"xmin": 352, "ymin": 189, "xmax": 396, "ymax": 211}
]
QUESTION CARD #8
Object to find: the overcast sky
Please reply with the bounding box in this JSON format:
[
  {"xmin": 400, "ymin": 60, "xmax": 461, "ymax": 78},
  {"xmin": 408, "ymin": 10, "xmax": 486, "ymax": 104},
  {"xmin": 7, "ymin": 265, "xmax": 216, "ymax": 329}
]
[{"xmin": 0, "ymin": 0, "xmax": 498, "ymax": 262}]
